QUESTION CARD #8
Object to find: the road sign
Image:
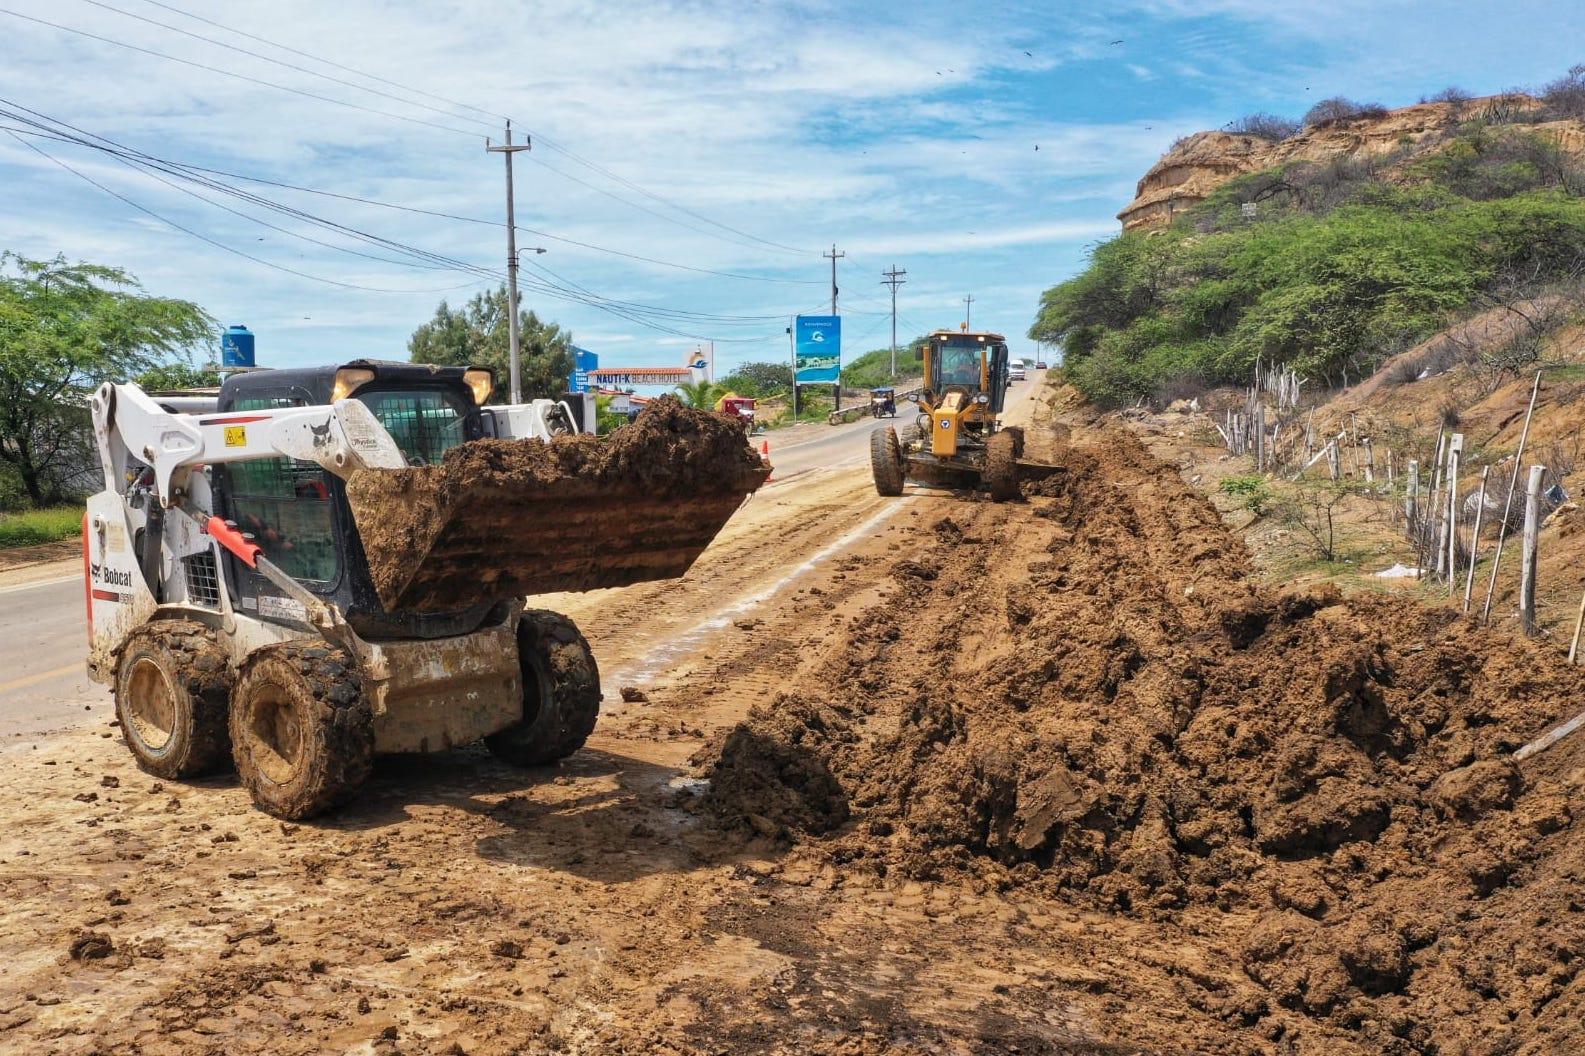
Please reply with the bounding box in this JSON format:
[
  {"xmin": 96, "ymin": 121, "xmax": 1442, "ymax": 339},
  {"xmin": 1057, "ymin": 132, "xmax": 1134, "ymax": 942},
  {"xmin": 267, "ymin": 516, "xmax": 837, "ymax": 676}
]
[{"xmin": 795, "ymin": 315, "xmax": 841, "ymax": 384}]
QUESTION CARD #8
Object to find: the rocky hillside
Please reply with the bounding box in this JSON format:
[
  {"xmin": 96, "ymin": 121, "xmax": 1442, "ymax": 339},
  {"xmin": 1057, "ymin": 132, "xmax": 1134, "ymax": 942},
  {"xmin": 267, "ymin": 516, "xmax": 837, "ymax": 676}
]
[{"xmin": 1119, "ymin": 93, "xmax": 1585, "ymax": 231}]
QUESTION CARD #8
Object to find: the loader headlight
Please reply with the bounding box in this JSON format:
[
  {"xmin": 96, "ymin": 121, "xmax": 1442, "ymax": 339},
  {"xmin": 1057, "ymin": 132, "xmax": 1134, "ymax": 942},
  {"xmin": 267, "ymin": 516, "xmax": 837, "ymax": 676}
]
[
  {"xmin": 974, "ymin": 394, "xmax": 990, "ymax": 404},
  {"xmin": 463, "ymin": 368, "xmax": 496, "ymax": 407},
  {"xmin": 331, "ymin": 367, "xmax": 376, "ymax": 403}
]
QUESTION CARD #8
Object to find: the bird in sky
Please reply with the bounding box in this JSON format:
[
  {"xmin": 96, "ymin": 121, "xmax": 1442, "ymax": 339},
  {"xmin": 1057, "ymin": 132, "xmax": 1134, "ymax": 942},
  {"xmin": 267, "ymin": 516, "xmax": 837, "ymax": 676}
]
[{"xmin": 1110, "ymin": 39, "xmax": 1124, "ymax": 45}]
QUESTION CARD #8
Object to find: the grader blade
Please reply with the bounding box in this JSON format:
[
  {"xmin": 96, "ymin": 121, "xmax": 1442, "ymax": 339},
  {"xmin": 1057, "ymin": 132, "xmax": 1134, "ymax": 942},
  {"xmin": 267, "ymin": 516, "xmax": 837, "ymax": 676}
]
[{"xmin": 344, "ymin": 398, "xmax": 770, "ymax": 612}]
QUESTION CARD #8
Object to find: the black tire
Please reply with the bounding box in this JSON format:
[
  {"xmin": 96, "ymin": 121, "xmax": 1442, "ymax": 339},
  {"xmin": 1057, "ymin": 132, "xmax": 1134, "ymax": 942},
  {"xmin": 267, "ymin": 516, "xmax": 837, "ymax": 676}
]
[
  {"xmin": 486, "ymin": 610, "xmax": 602, "ymax": 767},
  {"xmin": 870, "ymin": 425, "xmax": 905, "ymax": 497},
  {"xmin": 986, "ymin": 431, "xmax": 1020, "ymax": 501},
  {"xmin": 230, "ymin": 643, "xmax": 371, "ymax": 820},
  {"xmin": 115, "ymin": 620, "xmax": 233, "ymax": 779}
]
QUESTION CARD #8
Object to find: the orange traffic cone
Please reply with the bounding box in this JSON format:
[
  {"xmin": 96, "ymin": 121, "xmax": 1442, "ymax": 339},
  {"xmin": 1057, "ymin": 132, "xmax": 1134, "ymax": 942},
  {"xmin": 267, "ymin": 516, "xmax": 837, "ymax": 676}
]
[{"xmin": 760, "ymin": 440, "xmax": 774, "ymax": 482}]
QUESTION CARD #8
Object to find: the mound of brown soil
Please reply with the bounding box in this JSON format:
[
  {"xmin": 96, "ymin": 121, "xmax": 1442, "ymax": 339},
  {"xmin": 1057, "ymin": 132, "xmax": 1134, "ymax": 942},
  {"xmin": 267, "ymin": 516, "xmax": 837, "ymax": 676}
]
[
  {"xmin": 347, "ymin": 397, "xmax": 770, "ymax": 610},
  {"xmin": 698, "ymin": 421, "xmax": 1585, "ymax": 1052}
]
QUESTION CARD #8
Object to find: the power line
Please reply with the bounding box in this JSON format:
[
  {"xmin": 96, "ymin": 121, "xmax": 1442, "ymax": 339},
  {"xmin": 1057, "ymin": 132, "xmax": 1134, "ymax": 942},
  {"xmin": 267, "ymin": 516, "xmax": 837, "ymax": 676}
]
[
  {"xmin": 6, "ymin": 128, "xmax": 484, "ymax": 294},
  {"xmin": 1, "ymin": 124, "xmax": 816, "ymax": 284},
  {"xmin": 8, "ymin": 2, "xmax": 819, "ymax": 261},
  {"xmin": 0, "ymin": 8, "xmax": 484, "ymax": 137},
  {"xmin": 127, "ymin": 0, "xmax": 504, "ymax": 124},
  {"xmin": 77, "ymin": 0, "xmax": 499, "ymax": 133}
]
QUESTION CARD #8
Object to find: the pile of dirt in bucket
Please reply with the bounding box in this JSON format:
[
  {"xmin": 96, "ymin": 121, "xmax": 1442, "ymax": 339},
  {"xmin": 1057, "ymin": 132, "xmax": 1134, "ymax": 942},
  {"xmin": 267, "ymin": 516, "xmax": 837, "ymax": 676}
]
[
  {"xmin": 347, "ymin": 397, "xmax": 770, "ymax": 610},
  {"xmin": 697, "ymin": 421, "xmax": 1585, "ymax": 1053}
]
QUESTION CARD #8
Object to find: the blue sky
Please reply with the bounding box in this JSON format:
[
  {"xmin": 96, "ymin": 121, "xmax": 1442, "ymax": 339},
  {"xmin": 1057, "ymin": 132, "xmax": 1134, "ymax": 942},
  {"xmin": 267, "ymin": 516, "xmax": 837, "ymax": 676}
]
[{"xmin": 3, "ymin": 0, "xmax": 1583, "ymax": 383}]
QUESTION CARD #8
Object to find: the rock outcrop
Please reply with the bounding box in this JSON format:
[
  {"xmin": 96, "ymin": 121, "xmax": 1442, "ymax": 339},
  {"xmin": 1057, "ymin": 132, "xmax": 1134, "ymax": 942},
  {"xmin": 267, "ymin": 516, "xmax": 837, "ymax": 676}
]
[{"xmin": 1117, "ymin": 94, "xmax": 1581, "ymax": 232}]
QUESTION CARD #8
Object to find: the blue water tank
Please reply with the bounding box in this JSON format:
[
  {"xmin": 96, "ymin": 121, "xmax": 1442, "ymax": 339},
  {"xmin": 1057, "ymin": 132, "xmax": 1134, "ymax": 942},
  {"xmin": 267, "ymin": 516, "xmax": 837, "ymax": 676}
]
[{"xmin": 221, "ymin": 325, "xmax": 256, "ymax": 368}]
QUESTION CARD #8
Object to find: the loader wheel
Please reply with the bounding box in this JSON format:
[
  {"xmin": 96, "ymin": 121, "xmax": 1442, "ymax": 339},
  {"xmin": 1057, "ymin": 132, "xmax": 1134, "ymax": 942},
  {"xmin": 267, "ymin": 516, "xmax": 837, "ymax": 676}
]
[
  {"xmin": 870, "ymin": 426, "xmax": 905, "ymax": 497},
  {"xmin": 986, "ymin": 431, "xmax": 1020, "ymax": 502},
  {"xmin": 115, "ymin": 620, "xmax": 233, "ymax": 779},
  {"xmin": 486, "ymin": 610, "xmax": 601, "ymax": 767},
  {"xmin": 230, "ymin": 644, "xmax": 371, "ymax": 820}
]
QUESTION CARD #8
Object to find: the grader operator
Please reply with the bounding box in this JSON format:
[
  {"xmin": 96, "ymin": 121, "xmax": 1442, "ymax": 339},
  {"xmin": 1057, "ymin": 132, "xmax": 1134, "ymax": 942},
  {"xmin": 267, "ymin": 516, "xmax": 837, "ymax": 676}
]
[{"xmin": 84, "ymin": 361, "xmax": 768, "ymax": 819}]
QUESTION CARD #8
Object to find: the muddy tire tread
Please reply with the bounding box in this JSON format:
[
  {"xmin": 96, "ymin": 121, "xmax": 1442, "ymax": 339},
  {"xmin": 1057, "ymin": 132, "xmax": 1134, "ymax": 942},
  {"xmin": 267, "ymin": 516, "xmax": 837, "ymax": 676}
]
[
  {"xmin": 231, "ymin": 643, "xmax": 371, "ymax": 820},
  {"xmin": 114, "ymin": 619, "xmax": 233, "ymax": 778},
  {"xmin": 986, "ymin": 431, "xmax": 1020, "ymax": 502},
  {"xmin": 486, "ymin": 610, "xmax": 601, "ymax": 767}
]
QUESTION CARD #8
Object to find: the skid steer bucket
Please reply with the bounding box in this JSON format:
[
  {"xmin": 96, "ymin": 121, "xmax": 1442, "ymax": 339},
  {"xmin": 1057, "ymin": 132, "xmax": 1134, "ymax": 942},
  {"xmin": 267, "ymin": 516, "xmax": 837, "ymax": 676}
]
[{"xmin": 344, "ymin": 398, "xmax": 770, "ymax": 612}]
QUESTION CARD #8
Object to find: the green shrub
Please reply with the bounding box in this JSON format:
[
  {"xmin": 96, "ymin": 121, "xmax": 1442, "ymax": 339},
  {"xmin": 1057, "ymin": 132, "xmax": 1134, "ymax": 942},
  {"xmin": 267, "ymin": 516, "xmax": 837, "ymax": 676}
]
[
  {"xmin": 1218, "ymin": 476, "xmax": 1272, "ymax": 515},
  {"xmin": 0, "ymin": 506, "xmax": 83, "ymax": 548}
]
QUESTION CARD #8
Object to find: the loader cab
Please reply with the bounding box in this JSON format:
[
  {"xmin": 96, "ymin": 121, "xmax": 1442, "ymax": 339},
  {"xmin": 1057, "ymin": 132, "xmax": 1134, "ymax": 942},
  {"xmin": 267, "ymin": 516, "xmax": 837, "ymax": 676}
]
[
  {"xmin": 211, "ymin": 360, "xmax": 496, "ymax": 639},
  {"xmin": 921, "ymin": 330, "xmax": 1010, "ymax": 417}
]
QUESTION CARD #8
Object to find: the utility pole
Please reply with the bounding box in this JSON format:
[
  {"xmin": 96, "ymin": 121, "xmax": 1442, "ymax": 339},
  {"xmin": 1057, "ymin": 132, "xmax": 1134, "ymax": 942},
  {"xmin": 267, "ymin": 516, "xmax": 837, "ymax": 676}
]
[
  {"xmin": 824, "ymin": 244, "xmax": 845, "ymax": 410},
  {"xmin": 963, "ymin": 293, "xmax": 974, "ymax": 330},
  {"xmin": 824, "ymin": 244, "xmax": 844, "ymax": 314},
  {"xmin": 882, "ymin": 265, "xmax": 906, "ymax": 378},
  {"xmin": 487, "ymin": 122, "xmax": 532, "ymax": 403}
]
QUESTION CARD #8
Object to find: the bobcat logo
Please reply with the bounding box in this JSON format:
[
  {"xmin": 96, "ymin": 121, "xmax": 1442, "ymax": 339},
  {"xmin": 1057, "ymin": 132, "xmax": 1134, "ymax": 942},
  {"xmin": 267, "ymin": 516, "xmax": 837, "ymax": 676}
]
[
  {"xmin": 90, "ymin": 562, "xmax": 133, "ymax": 587},
  {"xmin": 309, "ymin": 418, "xmax": 333, "ymax": 448}
]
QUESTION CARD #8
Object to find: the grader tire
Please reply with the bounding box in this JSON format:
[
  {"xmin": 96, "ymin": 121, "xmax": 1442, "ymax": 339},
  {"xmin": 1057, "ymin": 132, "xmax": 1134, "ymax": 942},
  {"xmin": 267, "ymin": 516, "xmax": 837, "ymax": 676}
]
[
  {"xmin": 870, "ymin": 426, "xmax": 905, "ymax": 497},
  {"xmin": 486, "ymin": 610, "xmax": 602, "ymax": 767},
  {"xmin": 230, "ymin": 643, "xmax": 371, "ymax": 820},
  {"xmin": 114, "ymin": 620, "xmax": 233, "ymax": 779},
  {"xmin": 986, "ymin": 431, "xmax": 1020, "ymax": 502}
]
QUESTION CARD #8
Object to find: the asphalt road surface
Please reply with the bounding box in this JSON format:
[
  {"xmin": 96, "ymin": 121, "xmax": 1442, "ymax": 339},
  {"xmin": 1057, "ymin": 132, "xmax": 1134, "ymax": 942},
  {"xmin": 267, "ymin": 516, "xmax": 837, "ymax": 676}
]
[{"xmin": 0, "ymin": 572, "xmax": 104, "ymax": 739}]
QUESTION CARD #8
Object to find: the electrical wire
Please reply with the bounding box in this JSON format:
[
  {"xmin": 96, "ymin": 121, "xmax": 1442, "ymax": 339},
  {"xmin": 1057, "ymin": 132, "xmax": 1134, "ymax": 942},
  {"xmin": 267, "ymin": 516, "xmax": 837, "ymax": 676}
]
[
  {"xmin": 0, "ymin": 8, "xmax": 483, "ymax": 137},
  {"xmin": 124, "ymin": 0, "xmax": 504, "ymax": 124},
  {"xmin": 11, "ymin": 1, "xmax": 821, "ymax": 262},
  {"xmin": 6, "ymin": 128, "xmax": 489, "ymax": 294},
  {"xmin": 77, "ymin": 0, "xmax": 499, "ymax": 133}
]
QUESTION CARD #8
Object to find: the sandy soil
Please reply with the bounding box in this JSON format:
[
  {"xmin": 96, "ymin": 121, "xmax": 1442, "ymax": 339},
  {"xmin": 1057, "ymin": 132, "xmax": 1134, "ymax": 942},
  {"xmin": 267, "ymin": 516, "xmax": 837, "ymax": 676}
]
[{"xmin": 3, "ymin": 388, "xmax": 1583, "ymax": 1055}]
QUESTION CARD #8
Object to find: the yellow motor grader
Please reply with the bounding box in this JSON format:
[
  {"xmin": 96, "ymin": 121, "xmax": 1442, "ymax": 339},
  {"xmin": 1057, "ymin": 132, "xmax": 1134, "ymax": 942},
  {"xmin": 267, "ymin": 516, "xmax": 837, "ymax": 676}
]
[{"xmin": 869, "ymin": 328, "xmax": 1052, "ymax": 501}]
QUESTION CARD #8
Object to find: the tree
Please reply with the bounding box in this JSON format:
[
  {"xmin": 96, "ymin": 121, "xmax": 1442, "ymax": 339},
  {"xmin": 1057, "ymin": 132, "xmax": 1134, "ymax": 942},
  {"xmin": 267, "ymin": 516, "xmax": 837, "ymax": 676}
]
[
  {"xmin": 407, "ymin": 286, "xmax": 574, "ymax": 402},
  {"xmin": 719, "ymin": 361, "xmax": 793, "ymax": 397},
  {"xmin": 673, "ymin": 379, "xmax": 727, "ymax": 408},
  {"xmin": 1225, "ymin": 112, "xmax": 1300, "ymax": 141},
  {"xmin": 0, "ymin": 253, "xmax": 214, "ymax": 505},
  {"xmin": 136, "ymin": 359, "xmax": 222, "ymax": 391}
]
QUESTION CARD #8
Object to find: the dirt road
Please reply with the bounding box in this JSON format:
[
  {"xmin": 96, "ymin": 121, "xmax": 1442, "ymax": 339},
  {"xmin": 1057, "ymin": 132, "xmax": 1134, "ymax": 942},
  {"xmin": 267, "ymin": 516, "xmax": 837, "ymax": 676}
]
[{"xmin": 4, "ymin": 387, "xmax": 1583, "ymax": 1055}]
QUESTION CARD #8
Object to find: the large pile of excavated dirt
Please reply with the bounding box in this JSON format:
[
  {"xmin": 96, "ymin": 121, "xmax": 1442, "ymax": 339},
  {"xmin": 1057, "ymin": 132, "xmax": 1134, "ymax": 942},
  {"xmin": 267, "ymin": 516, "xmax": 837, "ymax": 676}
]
[
  {"xmin": 347, "ymin": 397, "xmax": 770, "ymax": 610},
  {"xmin": 698, "ymin": 422, "xmax": 1585, "ymax": 1054}
]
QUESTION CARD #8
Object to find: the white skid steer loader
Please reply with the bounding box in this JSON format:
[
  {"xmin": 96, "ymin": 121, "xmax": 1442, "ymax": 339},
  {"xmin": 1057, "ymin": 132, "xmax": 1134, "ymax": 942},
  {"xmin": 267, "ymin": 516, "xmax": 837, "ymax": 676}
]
[{"xmin": 84, "ymin": 360, "xmax": 768, "ymax": 819}]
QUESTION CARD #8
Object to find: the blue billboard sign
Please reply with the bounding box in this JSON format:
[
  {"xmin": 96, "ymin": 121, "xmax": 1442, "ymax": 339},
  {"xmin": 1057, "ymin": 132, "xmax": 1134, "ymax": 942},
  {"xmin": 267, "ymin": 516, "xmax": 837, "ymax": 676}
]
[
  {"xmin": 794, "ymin": 315, "xmax": 841, "ymax": 384},
  {"xmin": 571, "ymin": 347, "xmax": 598, "ymax": 392}
]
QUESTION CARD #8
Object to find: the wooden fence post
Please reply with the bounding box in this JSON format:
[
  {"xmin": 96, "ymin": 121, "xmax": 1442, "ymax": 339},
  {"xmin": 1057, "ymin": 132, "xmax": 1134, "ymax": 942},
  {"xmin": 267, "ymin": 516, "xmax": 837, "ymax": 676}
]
[
  {"xmin": 1463, "ymin": 465, "xmax": 1491, "ymax": 613},
  {"xmin": 1445, "ymin": 434, "xmax": 1463, "ymax": 590},
  {"xmin": 1520, "ymin": 464, "xmax": 1546, "ymax": 637}
]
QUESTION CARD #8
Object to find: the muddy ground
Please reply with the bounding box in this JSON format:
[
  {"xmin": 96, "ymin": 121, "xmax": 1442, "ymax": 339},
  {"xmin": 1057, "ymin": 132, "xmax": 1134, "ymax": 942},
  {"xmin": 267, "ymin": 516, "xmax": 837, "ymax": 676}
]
[{"xmin": 3, "ymin": 392, "xmax": 1583, "ymax": 1055}]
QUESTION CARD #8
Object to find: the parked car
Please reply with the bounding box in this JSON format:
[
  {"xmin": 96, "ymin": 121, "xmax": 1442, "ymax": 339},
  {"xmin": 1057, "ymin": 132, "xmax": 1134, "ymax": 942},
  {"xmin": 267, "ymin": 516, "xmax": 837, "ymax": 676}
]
[{"xmin": 1007, "ymin": 359, "xmax": 1027, "ymax": 381}]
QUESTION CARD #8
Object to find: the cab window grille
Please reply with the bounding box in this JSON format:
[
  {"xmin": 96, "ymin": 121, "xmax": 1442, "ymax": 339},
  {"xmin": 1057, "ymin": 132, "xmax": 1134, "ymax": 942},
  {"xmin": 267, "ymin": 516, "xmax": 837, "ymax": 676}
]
[
  {"xmin": 356, "ymin": 389, "xmax": 469, "ymax": 466},
  {"xmin": 223, "ymin": 396, "xmax": 339, "ymax": 584}
]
